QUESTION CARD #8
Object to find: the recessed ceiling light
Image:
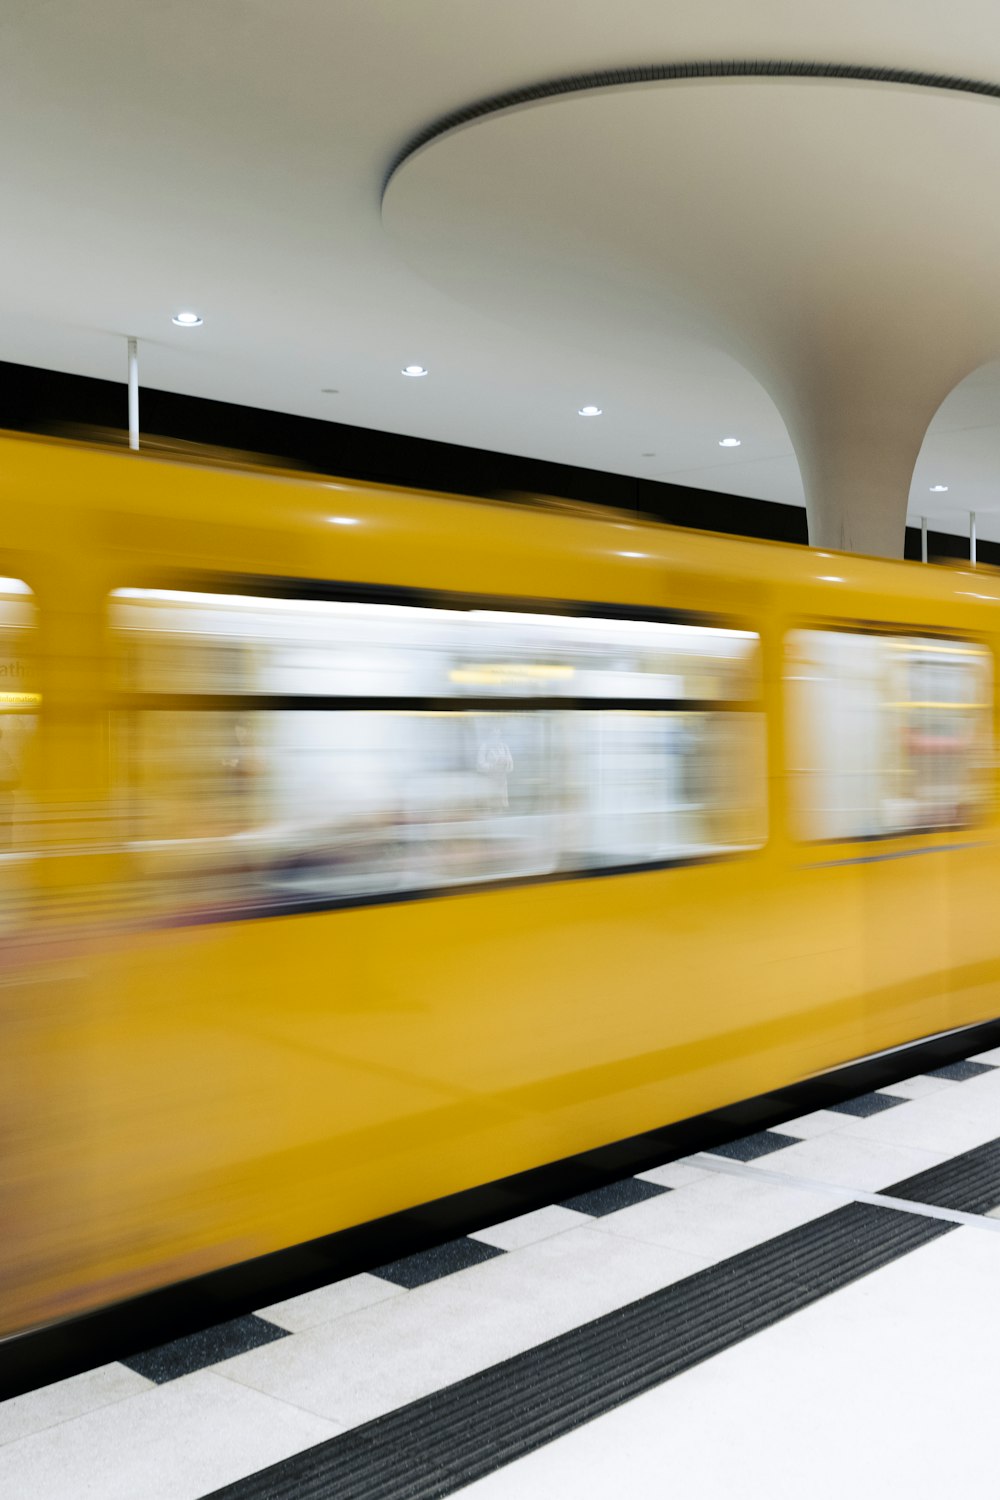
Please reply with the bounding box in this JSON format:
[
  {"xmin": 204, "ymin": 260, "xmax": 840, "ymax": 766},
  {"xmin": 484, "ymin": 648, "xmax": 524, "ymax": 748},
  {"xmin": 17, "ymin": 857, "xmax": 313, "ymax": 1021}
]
[
  {"xmin": 719, "ymin": 437, "xmax": 741, "ymax": 447},
  {"xmin": 641, "ymin": 451, "xmax": 655, "ymax": 458},
  {"xmin": 172, "ymin": 311, "xmax": 203, "ymax": 327},
  {"xmin": 578, "ymin": 405, "xmax": 602, "ymax": 417},
  {"xmin": 929, "ymin": 484, "xmax": 949, "ymax": 492},
  {"xmin": 321, "ymin": 388, "xmax": 339, "ymax": 395},
  {"xmin": 402, "ymin": 364, "xmax": 428, "ymax": 377}
]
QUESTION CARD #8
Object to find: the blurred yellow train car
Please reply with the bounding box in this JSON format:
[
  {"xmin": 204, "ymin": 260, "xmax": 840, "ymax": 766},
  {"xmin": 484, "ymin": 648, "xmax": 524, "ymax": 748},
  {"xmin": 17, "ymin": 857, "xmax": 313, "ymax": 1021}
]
[{"xmin": 1, "ymin": 429, "xmax": 997, "ymax": 1339}]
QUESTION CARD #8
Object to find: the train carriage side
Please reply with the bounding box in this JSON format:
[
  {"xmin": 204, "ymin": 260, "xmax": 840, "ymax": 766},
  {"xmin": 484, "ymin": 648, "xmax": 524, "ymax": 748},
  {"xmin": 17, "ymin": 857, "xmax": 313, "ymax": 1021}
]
[{"xmin": 1, "ymin": 431, "xmax": 998, "ymax": 1338}]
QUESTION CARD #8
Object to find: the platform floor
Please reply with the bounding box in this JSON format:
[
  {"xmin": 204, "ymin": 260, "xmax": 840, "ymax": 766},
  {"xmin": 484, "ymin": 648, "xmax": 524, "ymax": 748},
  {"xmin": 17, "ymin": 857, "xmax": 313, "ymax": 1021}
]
[{"xmin": 4, "ymin": 1045, "xmax": 1000, "ymax": 1498}]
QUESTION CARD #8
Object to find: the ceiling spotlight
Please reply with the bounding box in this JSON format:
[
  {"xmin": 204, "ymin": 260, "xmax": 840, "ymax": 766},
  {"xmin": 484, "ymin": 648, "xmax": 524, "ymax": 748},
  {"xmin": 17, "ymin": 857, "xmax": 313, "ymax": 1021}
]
[
  {"xmin": 402, "ymin": 364, "xmax": 428, "ymax": 377},
  {"xmin": 172, "ymin": 311, "xmax": 203, "ymax": 327},
  {"xmin": 578, "ymin": 405, "xmax": 602, "ymax": 417},
  {"xmin": 641, "ymin": 451, "xmax": 656, "ymax": 458},
  {"xmin": 719, "ymin": 437, "xmax": 741, "ymax": 447},
  {"xmin": 321, "ymin": 388, "xmax": 339, "ymax": 395},
  {"xmin": 929, "ymin": 484, "xmax": 949, "ymax": 492}
]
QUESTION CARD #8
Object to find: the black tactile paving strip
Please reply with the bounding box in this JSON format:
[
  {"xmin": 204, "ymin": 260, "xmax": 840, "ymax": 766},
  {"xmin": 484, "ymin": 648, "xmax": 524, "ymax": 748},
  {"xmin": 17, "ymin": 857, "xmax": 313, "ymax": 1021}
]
[
  {"xmin": 203, "ymin": 1203, "xmax": 952, "ymax": 1500},
  {"xmin": 884, "ymin": 1136, "xmax": 1000, "ymax": 1215},
  {"xmin": 120, "ymin": 1314, "xmax": 288, "ymax": 1384},
  {"xmin": 707, "ymin": 1129, "xmax": 799, "ymax": 1161},
  {"xmin": 559, "ymin": 1177, "xmax": 669, "ymax": 1216},
  {"xmin": 827, "ymin": 1091, "xmax": 906, "ymax": 1117},
  {"xmin": 373, "ymin": 1235, "xmax": 505, "ymax": 1289},
  {"xmin": 926, "ymin": 1060, "xmax": 996, "ymax": 1082}
]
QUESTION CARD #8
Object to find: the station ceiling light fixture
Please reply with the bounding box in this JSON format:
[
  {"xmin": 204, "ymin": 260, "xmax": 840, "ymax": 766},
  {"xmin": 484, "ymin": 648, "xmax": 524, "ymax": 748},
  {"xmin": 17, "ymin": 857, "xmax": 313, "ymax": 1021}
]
[
  {"xmin": 578, "ymin": 404, "xmax": 602, "ymax": 416},
  {"xmin": 718, "ymin": 436, "xmax": 741, "ymax": 447},
  {"xmin": 172, "ymin": 311, "xmax": 203, "ymax": 327},
  {"xmin": 402, "ymin": 364, "xmax": 428, "ymax": 377},
  {"xmin": 929, "ymin": 484, "xmax": 949, "ymax": 492}
]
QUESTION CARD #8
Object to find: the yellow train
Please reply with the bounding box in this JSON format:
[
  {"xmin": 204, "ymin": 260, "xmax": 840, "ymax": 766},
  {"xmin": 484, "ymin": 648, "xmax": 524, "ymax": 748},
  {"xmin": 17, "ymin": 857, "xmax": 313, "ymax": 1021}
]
[{"xmin": 1, "ymin": 429, "xmax": 997, "ymax": 1342}]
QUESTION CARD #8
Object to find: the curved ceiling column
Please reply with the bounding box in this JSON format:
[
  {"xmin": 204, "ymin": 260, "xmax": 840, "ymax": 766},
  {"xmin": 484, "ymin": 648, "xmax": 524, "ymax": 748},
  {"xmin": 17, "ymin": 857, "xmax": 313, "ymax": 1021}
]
[{"xmin": 384, "ymin": 64, "xmax": 1000, "ymax": 558}]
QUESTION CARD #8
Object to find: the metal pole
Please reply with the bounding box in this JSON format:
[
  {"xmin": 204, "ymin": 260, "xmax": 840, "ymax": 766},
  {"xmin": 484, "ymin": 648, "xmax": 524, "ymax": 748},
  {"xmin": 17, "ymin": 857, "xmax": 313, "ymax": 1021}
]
[
  {"xmin": 921, "ymin": 516, "xmax": 928, "ymax": 564},
  {"xmin": 127, "ymin": 337, "xmax": 139, "ymax": 451},
  {"xmin": 970, "ymin": 510, "xmax": 977, "ymax": 568}
]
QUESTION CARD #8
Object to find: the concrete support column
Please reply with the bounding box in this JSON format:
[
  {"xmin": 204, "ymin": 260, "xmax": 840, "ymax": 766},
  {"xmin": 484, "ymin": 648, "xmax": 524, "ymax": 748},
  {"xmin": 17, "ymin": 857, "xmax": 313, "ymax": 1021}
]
[{"xmin": 769, "ymin": 358, "xmax": 962, "ymax": 560}]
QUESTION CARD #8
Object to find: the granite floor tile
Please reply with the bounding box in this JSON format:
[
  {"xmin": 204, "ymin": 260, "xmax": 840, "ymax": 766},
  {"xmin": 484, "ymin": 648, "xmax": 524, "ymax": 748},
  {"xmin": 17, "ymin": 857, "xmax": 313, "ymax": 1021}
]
[
  {"xmin": 218, "ymin": 1227, "xmax": 710, "ymax": 1428},
  {"xmin": 469, "ymin": 1204, "xmax": 589, "ymax": 1250},
  {"xmin": 257, "ymin": 1271, "xmax": 405, "ymax": 1333},
  {"xmin": 122, "ymin": 1314, "xmax": 289, "ymax": 1384},
  {"xmin": 776, "ymin": 1109, "xmax": 851, "ymax": 1139},
  {"xmin": 878, "ymin": 1075, "xmax": 957, "ymax": 1099},
  {"xmin": 748, "ymin": 1131, "xmax": 948, "ymax": 1192},
  {"xmin": 0, "ymin": 1363, "xmax": 152, "ymax": 1447},
  {"xmin": 0, "ymin": 1370, "xmax": 338, "ymax": 1500},
  {"xmin": 455, "ymin": 1229, "xmax": 1000, "ymax": 1500},
  {"xmin": 593, "ymin": 1170, "xmax": 833, "ymax": 1260},
  {"xmin": 635, "ymin": 1160, "xmax": 710, "ymax": 1189},
  {"xmin": 836, "ymin": 1096, "xmax": 1000, "ymax": 1157}
]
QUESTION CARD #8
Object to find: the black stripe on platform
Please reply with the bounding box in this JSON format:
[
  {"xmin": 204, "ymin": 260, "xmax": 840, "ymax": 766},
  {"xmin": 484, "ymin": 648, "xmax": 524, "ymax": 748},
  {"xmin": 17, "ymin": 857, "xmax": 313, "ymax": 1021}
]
[
  {"xmin": 885, "ymin": 1136, "xmax": 1000, "ymax": 1215},
  {"xmin": 205, "ymin": 1202, "xmax": 952, "ymax": 1500}
]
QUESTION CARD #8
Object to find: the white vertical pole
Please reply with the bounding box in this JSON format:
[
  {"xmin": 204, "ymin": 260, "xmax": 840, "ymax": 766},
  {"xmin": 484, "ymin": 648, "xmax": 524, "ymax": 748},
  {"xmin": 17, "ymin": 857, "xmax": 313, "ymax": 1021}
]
[
  {"xmin": 970, "ymin": 510, "xmax": 977, "ymax": 568},
  {"xmin": 127, "ymin": 337, "xmax": 139, "ymax": 451},
  {"xmin": 921, "ymin": 516, "xmax": 928, "ymax": 564}
]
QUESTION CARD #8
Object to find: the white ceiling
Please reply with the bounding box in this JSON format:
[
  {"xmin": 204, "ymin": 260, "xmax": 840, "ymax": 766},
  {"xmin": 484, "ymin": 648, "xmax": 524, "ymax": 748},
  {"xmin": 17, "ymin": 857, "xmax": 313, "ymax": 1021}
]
[{"xmin": 3, "ymin": 1, "xmax": 1000, "ymax": 543}]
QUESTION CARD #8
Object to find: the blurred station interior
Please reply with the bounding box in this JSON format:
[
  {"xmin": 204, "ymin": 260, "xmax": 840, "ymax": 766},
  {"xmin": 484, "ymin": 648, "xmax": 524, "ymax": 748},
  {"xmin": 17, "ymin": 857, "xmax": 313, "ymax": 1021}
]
[{"xmin": 4, "ymin": 5, "xmax": 1000, "ymax": 1498}]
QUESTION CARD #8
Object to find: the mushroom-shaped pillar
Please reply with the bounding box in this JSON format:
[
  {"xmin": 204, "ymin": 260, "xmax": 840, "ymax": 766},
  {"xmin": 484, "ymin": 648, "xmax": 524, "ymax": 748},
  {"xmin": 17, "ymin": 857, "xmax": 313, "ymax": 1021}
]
[{"xmin": 384, "ymin": 66, "xmax": 1000, "ymax": 556}]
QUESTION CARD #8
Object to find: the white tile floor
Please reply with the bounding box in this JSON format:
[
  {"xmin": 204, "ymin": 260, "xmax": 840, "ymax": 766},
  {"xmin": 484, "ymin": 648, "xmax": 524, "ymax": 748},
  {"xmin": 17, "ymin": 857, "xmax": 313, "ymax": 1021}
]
[
  {"xmin": 3, "ymin": 1047, "xmax": 1000, "ymax": 1498},
  {"xmin": 457, "ymin": 1227, "xmax": 1000, "ymax": 1500}
]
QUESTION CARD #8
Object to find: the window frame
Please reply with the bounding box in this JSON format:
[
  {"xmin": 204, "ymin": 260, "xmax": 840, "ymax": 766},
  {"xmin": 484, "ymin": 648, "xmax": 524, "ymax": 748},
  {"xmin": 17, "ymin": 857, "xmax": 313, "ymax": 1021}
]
[
  {"xmin": 106, "ymin": 570, "xmax": 769, "ymax": 922},
  {"xmin": 784, "ymin": 616, "xmax": 996, "ymax": 847}
]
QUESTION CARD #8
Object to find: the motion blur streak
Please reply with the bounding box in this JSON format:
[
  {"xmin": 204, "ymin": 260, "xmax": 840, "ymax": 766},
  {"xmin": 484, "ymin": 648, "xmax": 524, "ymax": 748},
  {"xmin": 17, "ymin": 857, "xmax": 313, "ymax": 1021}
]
[{"xmin": 1, "ymin": 429, "xmax": 998, "ymax": 1340}]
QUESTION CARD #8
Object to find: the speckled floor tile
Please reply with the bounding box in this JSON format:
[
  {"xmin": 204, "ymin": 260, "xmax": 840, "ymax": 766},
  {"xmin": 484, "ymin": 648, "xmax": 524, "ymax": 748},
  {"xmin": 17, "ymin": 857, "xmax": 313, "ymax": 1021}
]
[
  {"xmin": 121, "ymin": 1313, "xmax": 289, "ymax": 1384},
  {"xmin": 827, "ymin": 1091, "xmax": 905, "ymax": 1117},
  {"xmin": 373, "ymin": 1235, "xmax": 504, "ymax": 1288},
  {"xmin": 0, "ymin": 1363, "xmax": 152, "ymax": 1446},
  {"xmin": 708, "ymin": 1130, "xmax": 799, "ymax": 1161},
  {"xmin": 217, "ymin": 1227, "xmax": 709, "ymax": 1427},
  {"xmin": 453, "ymin": 1229, "xmax": 1000, "ymax": 1500},
  {"xmin": 593, "ymin": 1170, "xmax": 832, "ymax": 1260},
  {"xmin": 879, "ymin": 1075, "xmax": 957, "ymax": 1099},
  {"xmin": 776, "ymin": 1109, "xmax": 851, "ymax": 1139},
  {"xmin": 635, "ymin": 1160, "xmax": 710, "ymax": 1189},
  {"xmin": 747, "ymin": 1131, "xmax": 948, "ymax": 1191},
  {"xmin": 967, "ymin": 1045, "xmax": 1000, "ymax": 1066},
  {"xmin": 257, "ymin": 1271, "xmax": 405, "ymax": 1333},
  {"xmin": 559, "ymin": 1177, "xmax": 668, "ymax": 1216},
  {"xmin": 469, "ymin": 1204, "xmax": 589, "ymax": 1250},
  {"xmin": 838, "ymin": 1095, "xmax": 1000, "ymax": 1157},
  {"xmin": 0, "ymin": 1370, "xmax": 338, "ymax": 1500}
]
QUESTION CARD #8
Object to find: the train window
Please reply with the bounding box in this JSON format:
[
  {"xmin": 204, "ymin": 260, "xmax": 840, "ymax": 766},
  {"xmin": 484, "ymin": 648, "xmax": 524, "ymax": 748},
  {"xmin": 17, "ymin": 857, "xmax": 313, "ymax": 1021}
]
[
  {"xmin": 0, "ymin": 579, "xmax": 38, "ymax": 930},
  {"xmin": 786, "ymin": 629, "xmax": 993, "ymax": 842},
  {"xmin": 110, "ymin": 589, "xmax": 765, "ymax": 918}
]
